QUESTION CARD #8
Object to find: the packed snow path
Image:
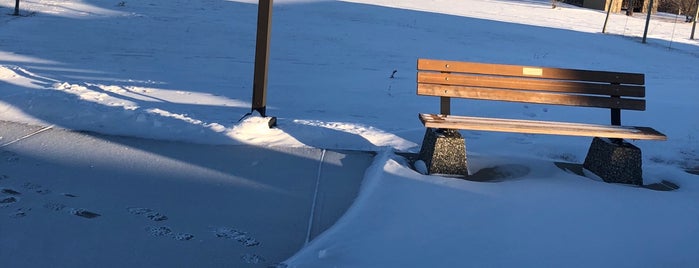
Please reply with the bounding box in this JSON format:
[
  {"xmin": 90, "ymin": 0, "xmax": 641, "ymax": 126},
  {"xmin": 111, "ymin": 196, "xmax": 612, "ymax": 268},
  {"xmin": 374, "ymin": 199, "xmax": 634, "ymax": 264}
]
[{"xmin": 0, "ymin": 121, "xmax": 373, "ymax": 267}]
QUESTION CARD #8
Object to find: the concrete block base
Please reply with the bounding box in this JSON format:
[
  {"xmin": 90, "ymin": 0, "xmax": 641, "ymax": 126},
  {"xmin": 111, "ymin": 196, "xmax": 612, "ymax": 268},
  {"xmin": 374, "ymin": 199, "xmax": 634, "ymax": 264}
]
[
  {"xmin": 418, "ymin": 128, "xmax": 467, "ymax": 176},
  {"xmin": 583, "ymin": 137, "xmax": 643, "ymax": 185}
]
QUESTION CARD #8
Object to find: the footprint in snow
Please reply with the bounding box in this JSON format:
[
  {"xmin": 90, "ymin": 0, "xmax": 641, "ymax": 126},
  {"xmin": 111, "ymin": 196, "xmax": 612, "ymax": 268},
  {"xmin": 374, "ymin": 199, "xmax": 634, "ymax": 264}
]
[
  {"xmin": 1, "ymin": 181, "xmax": 89, "ymax": 217},
  {"xmin": 131, "ymin": 207, "xmax": 193, "ymax": 241},
  {"xmin": 43, "ymin": 202, "xmax": 66, "ymax": 211},
  {"xmin": 145, "ymin": 226, "xmax": 195, "ymax": 241},
  {"xmin": 70, "ymin": 208, "xmax": 101, "ymax": 219},
  {"xmin": 127, "ymin": 207, "xmax": 168, "ymax": 221},
  {"xmin": 2, "ymin": 151, "xmax": 20, "ymax": 162},
  {"xmin": 8, "ymin": 207, "xmax": 31, "ymax": 218},
  {"xmin": 1, "ymin": 196, "xmax": 20, "ymax": 204},
  {"xmin": 241, "ymin": 253, "xmax": 266, "ymax": 264},
  {"xmin": 173, "ymin": 233, "xmax": 195, "ymax": 241},
  {"xmin": 146, "ymin": 226, "xmax": 173, "ymax": 237},
  {"xmin": 43, "ymin": 202, "xmax": 101, "ymax": 219},
  {"xmin": 213, "ymin": 226, "xmax": 260, "ymax": 247},
  {"xmin": 1, "ymin": 188, "xmax": 22, "ymax": 195},
  {"xmin": 22, "ymin": 182, "xmax": 51, "ymax": 195}
]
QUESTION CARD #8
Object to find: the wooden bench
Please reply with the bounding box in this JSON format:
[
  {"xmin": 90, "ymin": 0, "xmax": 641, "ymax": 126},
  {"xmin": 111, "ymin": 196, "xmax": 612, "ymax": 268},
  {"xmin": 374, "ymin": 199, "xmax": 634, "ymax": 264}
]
[{"xmin": 416, "ymin": 58, "xmax": 666, "ymax": 185}]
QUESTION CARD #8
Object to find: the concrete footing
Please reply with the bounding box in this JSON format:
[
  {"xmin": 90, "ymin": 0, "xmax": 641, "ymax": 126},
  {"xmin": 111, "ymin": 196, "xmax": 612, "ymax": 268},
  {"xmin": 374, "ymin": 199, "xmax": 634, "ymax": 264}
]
[
  {"xmin": 583, "ymin": 137, "xmax": 643, "ymax": 185},
  {"xmin": 418, "ymin": 130, "xmax": 645, "ymax": 185},
  {"xmin": 418, "ymin": 128, "xmax": 467, "ymax": 176}
]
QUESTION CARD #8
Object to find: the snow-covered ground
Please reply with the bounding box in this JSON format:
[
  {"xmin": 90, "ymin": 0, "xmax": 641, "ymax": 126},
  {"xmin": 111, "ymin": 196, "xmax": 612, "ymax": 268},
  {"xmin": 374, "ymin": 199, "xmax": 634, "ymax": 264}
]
[{"xmin": 1, "ymin": 0, "xmax": 698, "ymax": 266}]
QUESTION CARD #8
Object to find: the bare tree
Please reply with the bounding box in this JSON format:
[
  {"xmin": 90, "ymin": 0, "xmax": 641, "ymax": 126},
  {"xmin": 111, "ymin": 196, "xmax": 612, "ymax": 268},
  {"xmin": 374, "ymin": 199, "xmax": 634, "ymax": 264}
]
[{"xmin": 660, "ymin": 0, "xmax": 698, "ymax": 20}]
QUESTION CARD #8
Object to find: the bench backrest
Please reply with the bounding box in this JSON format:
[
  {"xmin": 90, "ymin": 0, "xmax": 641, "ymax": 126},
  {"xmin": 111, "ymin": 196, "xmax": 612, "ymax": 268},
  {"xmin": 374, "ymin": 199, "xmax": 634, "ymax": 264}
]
[{"xmin": 417, "ymin": 59, "xmax": 646, "ymax": 125}]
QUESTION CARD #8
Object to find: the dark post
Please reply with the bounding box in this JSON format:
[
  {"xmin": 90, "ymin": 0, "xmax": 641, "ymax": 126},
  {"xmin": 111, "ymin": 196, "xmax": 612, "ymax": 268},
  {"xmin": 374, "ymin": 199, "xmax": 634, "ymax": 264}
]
[
  {"xmin": 611, "ymin": 82, "xmax": 622, "ymax": 144},
  {"xmin": 14, "ymin": 0, "xmax": 20, "ymax": 16},
  {"xmin": 252, "ymin": 0, "xmax": 273, "ymax": 117},
  {"xmin": 691, "ymin": 1, "xmax": 699, "ymax": 39},
  {"xmin": 611, "ymin": 83, "xmax": 621, "ymax": 126},
  {"xmin": 440, "ymin": 97, "xmax": 451, "ymax": 115},
  {"xmin": 611, "ymin": 107, "xmax": 621, "ymax": 125},
  {"xmin": 642, "ymin": 0, "xmax": 654, "ymax": 43},
  {"xmin": 603, "ymin": 0, "xmax": 614, "ymax": 33}
]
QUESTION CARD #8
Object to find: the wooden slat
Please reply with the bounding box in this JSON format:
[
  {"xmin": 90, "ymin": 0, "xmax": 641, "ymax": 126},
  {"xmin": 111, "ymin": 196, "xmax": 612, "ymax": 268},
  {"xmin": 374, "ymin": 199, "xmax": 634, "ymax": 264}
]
[
  {"xmin": 417, "ymin": 59, "xmax": 644, "ymax": 85},
  {"xmin": 418, "ymin": 83, "xmax": 646, "ymax": 110},
  {"xmin": 417, "ymin": 72, "xmax": 645, "ymax": 97},
  {"xmin": 419, "ymin": 114, "xmax": 667, "ymax": 140}
]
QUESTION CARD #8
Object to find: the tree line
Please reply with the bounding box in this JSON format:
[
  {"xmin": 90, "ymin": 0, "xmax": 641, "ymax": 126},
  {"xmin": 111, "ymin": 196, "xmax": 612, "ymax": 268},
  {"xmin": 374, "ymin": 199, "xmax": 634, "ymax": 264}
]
[{"xmin": 658, "ymin": 0, "xmax": 698, "ymax": 22}]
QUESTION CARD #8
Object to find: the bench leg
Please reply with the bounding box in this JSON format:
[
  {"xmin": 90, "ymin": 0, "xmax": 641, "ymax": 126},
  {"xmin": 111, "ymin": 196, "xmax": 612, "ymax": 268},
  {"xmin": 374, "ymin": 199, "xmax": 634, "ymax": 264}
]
[
  {"xmin": 583, "ymin": 137, "xmax": 643, "ymax": 185},
  {"xmin": 418, "ymin": 128, "xmax": 468, "ymax": 177}
]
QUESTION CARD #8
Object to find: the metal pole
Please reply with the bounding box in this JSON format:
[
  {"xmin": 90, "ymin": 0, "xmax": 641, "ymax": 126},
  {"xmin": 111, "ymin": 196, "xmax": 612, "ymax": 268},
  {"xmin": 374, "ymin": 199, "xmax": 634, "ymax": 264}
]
[
  {"xmin": 14, "ymin": 0, "xmax": 20, "ymax": 16},
  {"xmin": 642, "ymin": 0, "xmax": 654, "ymax": 43},
  {"xmin": 252, "ymin": 0, "xmax": 273, "ymax": 117},
  {"xmin": 691, "ymin": 0, "xmax": 699, "ymax": 39},
  {"xmin": 603, "ymin": 0, "xmax": 615, "ymax": 33}
]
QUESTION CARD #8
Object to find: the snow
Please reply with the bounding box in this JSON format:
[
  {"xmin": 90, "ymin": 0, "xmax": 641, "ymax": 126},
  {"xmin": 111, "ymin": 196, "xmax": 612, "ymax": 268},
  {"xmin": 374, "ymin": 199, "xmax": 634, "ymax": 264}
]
[{"xmin": 1, "ymin": 0, "xmax": 698, "ymax": 266}]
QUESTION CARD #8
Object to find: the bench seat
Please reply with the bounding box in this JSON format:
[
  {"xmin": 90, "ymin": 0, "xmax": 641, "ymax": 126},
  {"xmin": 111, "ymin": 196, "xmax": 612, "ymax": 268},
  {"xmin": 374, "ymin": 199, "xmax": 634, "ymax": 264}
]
[{"xmin": 419, "ymin": 113, "xmax": 667, "ymax": 141}]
